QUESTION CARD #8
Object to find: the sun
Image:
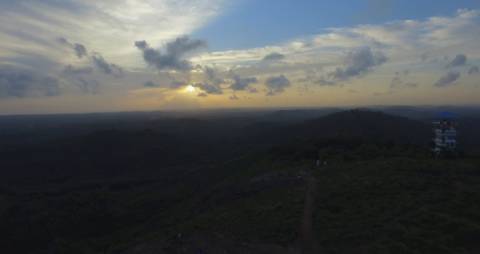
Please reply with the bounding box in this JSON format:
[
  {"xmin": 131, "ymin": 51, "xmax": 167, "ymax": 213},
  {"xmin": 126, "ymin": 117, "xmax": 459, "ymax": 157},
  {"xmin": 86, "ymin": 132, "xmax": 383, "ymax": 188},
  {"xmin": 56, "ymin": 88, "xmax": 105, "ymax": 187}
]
[{"xmin": 185, "ymin": 85, "xmax": 196, "ymax": 93}]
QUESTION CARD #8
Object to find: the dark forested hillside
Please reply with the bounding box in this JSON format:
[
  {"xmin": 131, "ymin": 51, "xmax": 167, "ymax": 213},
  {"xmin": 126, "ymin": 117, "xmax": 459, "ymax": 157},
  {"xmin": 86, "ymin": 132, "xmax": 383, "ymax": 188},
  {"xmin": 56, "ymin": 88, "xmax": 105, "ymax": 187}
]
[
  {"xmin": 298, "ymin": 110, "xmax": 432, "ymax": 144},
  {"xmin": 0, "ymin": 108, "xmax": 479, "ymax": 253}
]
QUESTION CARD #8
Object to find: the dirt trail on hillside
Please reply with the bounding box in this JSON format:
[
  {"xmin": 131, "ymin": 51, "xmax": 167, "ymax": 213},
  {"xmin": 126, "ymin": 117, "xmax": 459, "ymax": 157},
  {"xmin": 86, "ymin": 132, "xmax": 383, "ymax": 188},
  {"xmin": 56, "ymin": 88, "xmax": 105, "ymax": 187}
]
[{"xmin": 299, "ymin": 169, "xmax": 320, "ymax": 254}]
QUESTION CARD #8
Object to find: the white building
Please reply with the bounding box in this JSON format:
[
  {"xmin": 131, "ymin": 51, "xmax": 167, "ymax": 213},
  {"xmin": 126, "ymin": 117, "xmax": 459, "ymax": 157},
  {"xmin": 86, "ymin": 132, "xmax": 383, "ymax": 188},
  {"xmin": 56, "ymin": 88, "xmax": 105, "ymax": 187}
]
[{"xmin": 432, "ymin": 112, "xmax": 458, "ymax": 156}]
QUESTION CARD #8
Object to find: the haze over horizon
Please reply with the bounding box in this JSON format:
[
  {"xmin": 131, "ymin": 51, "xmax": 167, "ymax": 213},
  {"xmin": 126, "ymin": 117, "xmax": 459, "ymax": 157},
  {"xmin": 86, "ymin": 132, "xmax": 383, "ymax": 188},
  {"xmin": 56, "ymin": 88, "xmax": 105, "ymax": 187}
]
[{"xmin": 1, "ymin": 0, "xmax": 480, "ymax": 114}]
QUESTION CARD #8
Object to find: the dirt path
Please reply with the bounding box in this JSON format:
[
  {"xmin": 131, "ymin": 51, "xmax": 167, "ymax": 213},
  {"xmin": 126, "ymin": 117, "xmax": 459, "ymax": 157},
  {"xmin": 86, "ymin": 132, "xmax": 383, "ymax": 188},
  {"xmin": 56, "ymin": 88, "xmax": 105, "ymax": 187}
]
[{"xmin": 299, "ymin": 169, "xmax": 320, "ymax": 254}]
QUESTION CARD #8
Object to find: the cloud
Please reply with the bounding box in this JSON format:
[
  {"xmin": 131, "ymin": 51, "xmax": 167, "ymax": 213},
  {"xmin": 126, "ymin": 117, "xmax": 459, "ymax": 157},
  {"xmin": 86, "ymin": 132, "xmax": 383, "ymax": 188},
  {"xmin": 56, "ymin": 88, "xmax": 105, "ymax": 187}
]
[
  {"xmin": 204, "ymin": 66, "xmax": 223, "ymax": 85},
  {"xmin": 390, "ymin": 70, "xmax": 417, "ymax": 89},
  {"xmin": 74, "ymin": 77, "xmax": 99, "ymax": 94},
  {"xmin": 193, "ymin": 82, "xmax": 223, "ymax": 95},
  {"xmin": 191, "ymin": 66, "xmax": 225, "ymax": 94},
  {"xmin": 58, "ymin": 38, "xmax": 123, "ymax": 77},
  {"xmin": 169, "ymin": 80, "xmax": 185, "ymax": 89},
  {"xmin": 331, "ymin": 47, "xmax": 387, "ymax": 81},
  {"xmin": 92, "ymin": 54, "xmax": 123, "ymax": 76},
  {"xmin": 230, "ymin": 75, "xmax": 258, "ymax": 91},
  {"xmin": 434, "ymin": 71, "xmax": 461, "ymax": 87},
  {"xmin": 57, "ymin": 37, "xmax": 88, "ymax": 59},
  {"xmin": 317, "ymin": 78, "xmax": 337, "ymax": 86},
  {"xmin": 447, "ymin": 54, "xmax": 467, "ymax": 68},
  {"xmin": 135, "ymin": 37, "xmax": 206, "ymax": 71},
  {"xmin": 144, "ymin": 78, "xmax": 185, "ymax": 89},
  {"xmin": 198, "ymin": 9, "xmax": 480, "ymax": 91},
  {"xmin": 57, "ymin": 37, "xmax": 69, "ymax": 45},
  {"xmin": 144, "ymin": 81, "xmax": 160, "ymax": 88},
  {"xmin": 311, "ymin": 47, "xmax": 387, "ymax": 86},
  {"xmin": 134, "ymin": 41, "xmax": 148, "ymax": 50},
  {"xmin": 62, "ymin": 65, "xmax": 100, "ymax": 94},
  {"xmin": 262, "ymin": 52, "xmax": 285, "ymax": 62},
  {"xmin": 468, "ymin": 65, "xmax": 479, "ymax": 75},
  {"xmin": 74, "ymin": 44, "xmax": 88, "ymax": 59},
  {"xmin": 61, "ymin": 64, "xmax": 106, "ymax": 94},
  {"xmin": 63, "ymin": 65, "xmax": 93, "ymax": 75},
  {"xmin": 0, "ymin": 67, "xmax": 60, "ymax": 98},
  {"xmin": 1, "ymin": 0, "xmax": 225, "ymax": 65},
  {"xmin": 265, "ymin": 75, "xmax": 291, "ymax": 96},
  {"xmin": 1, "ymin": 5, "xmax": 480, "ymax": 112}
]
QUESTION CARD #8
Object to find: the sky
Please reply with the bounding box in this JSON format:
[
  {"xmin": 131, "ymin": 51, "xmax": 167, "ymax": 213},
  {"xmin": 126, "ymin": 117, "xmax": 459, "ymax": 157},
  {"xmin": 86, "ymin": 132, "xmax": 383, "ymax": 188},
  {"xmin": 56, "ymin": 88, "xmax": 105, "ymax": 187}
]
[{"xmin": 0, "ymin": 0, "xmax": 479, "ymax": 114}]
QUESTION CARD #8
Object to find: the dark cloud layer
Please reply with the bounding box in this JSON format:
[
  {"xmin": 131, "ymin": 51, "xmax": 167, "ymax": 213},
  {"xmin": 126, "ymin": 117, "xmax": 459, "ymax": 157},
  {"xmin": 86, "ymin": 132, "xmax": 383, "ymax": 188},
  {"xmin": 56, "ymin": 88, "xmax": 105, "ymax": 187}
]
[
  {"xmin": 263, "ymin": 52, "xmax": 285, "ymax": 62},
  {"xmin": 193, "ymin": 82, "xmax": 223, "ymax": 95},
  {"xmin": 144, "ymin": 79, "xmax": 184, "ymax": 89},
  {"xmin": 468, "ymin": 66, "xmax": 479, "ymax": 75},
  {"xmin": 230, "ymin": 75, "xmax": 258, "ymax": 91},
  {"xmin": 447, "ymin": 54, "xmax": 467, "ymax": 68},
  {"xmin": 58, "ymin": 37, "xmax": 124, "ymax": 77},
  {"xmin": 74, "ymin": 43, "xmax": 88, "ymax": 58},
  {"xmin": 57, "ymin": 37, "xmax": 88, "ymax": 58},
  {"xmin": 144, "ymin": 81, "xmax": 160, "ymax": 88},
  {"xmin": 435, "ymin": 71, "xmax": 460, "ymax": 87},
  {"xmin": 169, "ymin": 80, "xmax": 185, "ymax": 89},
  {"xmin": 390, "ymin": 70, "xmax": 417, "ymax": 89},
  {"xmin": 204, "ymin": 67, "xmax": 223, "ymax": 86},
  {"xmin": 63, "ymin": 65, "xmax": 93, "ymax": 75},
  {"xmin": 317, "ymin": 47, "xmax": 387, "ymax": 85},
  {"xmin": 317, "ymin": 78, "xmax": 337, "ymax": 86},
  {"xmin": 135, "ymin": 37, "xmax": 206, "ymax": 71},
  {"xmin": 0, "ymin": 67, "xmax": 60, "ymax": 98},
  {"xmin": 62, "ymin": 65, "xmax": 99, "ymax": 94},
  {"xmin": 74, "ymin": 77, "xmax": 99, "ymax": 94},
  {"xmin": 92, "ymin": 54, "xmax": 123, "ymax": 76},
  {"xmin": 265, "ymin": 75, "xmax": 291, "ymax": 96},
  {"xmin": 193, "ymin": 66, "xmax": 225, "ymax": 95},
  {"xmin": 332, "ymin": 47, "xmax": 387, "ymax": 81}
]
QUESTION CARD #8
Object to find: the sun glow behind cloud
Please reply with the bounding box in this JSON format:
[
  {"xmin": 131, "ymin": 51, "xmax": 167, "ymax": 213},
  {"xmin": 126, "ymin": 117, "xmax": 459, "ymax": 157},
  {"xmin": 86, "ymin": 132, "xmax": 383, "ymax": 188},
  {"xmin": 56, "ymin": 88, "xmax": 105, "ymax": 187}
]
[
  {"xmin": 0, "ymin": 1, "xmax": 479, "ymax": 114},
  {"xmin": 184, "ymin": 85, "xmax": 197, "ymax": 93}
]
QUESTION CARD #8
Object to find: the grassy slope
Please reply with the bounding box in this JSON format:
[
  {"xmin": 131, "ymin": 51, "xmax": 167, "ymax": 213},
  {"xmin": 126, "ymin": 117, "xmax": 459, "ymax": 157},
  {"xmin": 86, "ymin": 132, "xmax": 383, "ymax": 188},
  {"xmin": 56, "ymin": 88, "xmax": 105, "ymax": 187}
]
[
  {"xmin": 314, "ymin": 158, "xmax": 480, "ymax": 254},
  {"xmin": 3, "ymin": 156, "xmax": 479, "ymax": 253},
  {"xmin": 116, "ymin": 156, "xmax": 480, "ymax": 254}
]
